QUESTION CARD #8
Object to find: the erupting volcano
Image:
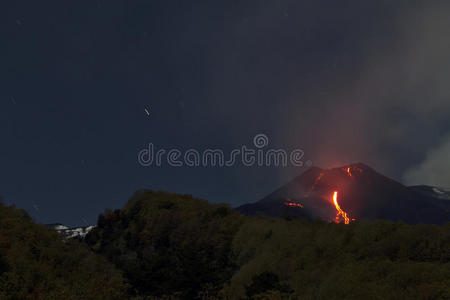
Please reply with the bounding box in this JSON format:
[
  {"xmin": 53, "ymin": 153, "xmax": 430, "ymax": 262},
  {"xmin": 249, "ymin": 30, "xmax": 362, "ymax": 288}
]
[
  {"xmin": 302, "ymin": 168, "xmax": 356, "ymax": 224},
  {"xmin": 236, "ymin": 163, "xmax": 450, "ymax": 225}
]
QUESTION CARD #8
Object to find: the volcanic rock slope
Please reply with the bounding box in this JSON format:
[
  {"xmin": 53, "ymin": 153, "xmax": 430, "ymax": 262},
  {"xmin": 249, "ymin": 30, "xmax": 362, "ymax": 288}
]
[{"xmin": 237, "ymin": 163, "xmax": 450, "ymax": 224}]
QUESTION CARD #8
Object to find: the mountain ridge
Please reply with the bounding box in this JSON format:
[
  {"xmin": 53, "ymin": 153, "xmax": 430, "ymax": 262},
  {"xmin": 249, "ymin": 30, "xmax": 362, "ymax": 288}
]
[{"xmin": 237, "ymin": 163, "xmax": 450, "ymax": 224}]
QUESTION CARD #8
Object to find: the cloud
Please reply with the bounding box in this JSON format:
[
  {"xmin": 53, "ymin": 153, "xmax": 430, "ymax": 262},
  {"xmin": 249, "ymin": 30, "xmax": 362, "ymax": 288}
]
[
  {"xmin": 278, "ymin": 1, "xmax": 450, "ymax": 179},
  {"xmin": 191, "ymin": 1, "xmax": 450, "ymax": 184},
  {"xmin": 403, "ymin": 136, "xmax": 450, "ymax": 187}
]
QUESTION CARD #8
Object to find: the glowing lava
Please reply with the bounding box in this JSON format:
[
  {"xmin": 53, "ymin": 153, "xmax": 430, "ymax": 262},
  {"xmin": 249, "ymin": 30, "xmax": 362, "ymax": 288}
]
[
  {"xmin": 313, "ymin": 172, "xmax": 325, "ymax": 188},
  {"xmin": 346, "ymin": 167, "xmax": 352, "ymax": 178},
  {"xmin": 305, "ymin": 172, "xmax": 325, "ymax": 197},
  {"xmin": 284, "ymin": 198, "xmax": 304, "ymax": 208},
  {"xmin": 332, "ymin": 191, "xmax": 350, "ymax": 224},
  {"xmin": 287, "ymin": 168, "xmax": 356, "ymax": 224},
  {"xmin": 342, "ymin": 166, "xmax": 363, "ymax": 179}
]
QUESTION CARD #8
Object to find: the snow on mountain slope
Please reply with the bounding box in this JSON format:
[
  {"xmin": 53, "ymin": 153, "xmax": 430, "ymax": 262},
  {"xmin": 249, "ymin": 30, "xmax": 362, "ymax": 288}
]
[{"xmin": 46, "ymin": 223, "xmax": 96, "ymax": 239}]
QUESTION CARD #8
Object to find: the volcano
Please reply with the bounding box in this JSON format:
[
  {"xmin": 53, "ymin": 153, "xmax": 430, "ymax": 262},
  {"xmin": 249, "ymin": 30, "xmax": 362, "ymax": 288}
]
[{"xmin": 236, "ymin": 163, "xmax": 450, "ymax": 224}]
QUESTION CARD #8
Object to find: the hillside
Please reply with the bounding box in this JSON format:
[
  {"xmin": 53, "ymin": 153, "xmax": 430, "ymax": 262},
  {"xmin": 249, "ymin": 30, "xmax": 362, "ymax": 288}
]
[
  {"xmin": 1, "ymin": 192, "xmax": 449, "ymax": 299},
  {"xmin": 0, "ymin": 203, "xmax": 128, "ymax": 300},
  {"xmin": 237, "ymin": 163, "xmax": 450, "ymax": 225},
  {"xmin": 85, "ymin": 190, "xmax": 450, "ymax": 299},
  {"xmin": 85, "ymin": 190, "xmax": 244, "ymax": 298}
]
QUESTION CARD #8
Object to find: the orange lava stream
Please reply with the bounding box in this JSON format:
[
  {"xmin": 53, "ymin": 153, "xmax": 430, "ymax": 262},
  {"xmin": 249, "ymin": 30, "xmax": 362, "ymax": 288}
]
[
  {"xmin": 284, "ymin": 202, "xmax": 304, "ymax": 208},
  {"xmin": 332, "ymin": 191, "xmax": 350, "ymax": 224},
  {"xmin": 313, "ymin": 173, "xmax": 325, "ymax": 188},
  {"xmin": 305, "ymin": 172, "xmax": 325, "ymax": 197},
  {"xmin": 284, "ymin": 198, "xmax": 304, "ymax": 208},
  {"xmin": 289, "ymin": 169, "xmax": 356, "ymax": 224},
  {"xmin": 346, "ymin": 167, "xmax": 352, "ymax": 178},
  {"xmin": 342, "ymin": 166, "xmax": 363, "ymax": 179}
]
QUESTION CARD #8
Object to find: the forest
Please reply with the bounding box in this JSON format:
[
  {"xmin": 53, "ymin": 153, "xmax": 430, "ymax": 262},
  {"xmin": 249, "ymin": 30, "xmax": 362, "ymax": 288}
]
[{"xmin": 1, "ymin": 191, "xmax": 449, "ymax": 299}]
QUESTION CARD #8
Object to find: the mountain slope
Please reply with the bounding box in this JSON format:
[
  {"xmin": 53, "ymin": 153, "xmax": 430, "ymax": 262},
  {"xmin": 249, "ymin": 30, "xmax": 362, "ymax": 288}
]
[
  {"xmin": 237, "ymin": 163, "xmax": 450, "ymax": 224},
  {"xmin": 0, "ymin": 203, "xmax": 128, "ymax": 299},
  {"xmin": 85, "ymin": 190, "xmax": 243, "ymax": 298},
  {"xmin": 83, "ymin": 190, "xmax": 450, "ymax": 299}
]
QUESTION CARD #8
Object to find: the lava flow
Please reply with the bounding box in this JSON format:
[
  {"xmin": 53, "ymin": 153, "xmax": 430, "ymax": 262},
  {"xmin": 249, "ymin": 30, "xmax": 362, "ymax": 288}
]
[
  {"xmin": 304, "ymin": 172, "xmax": 325, "ymax": 197},
  {"xmin": 284, "ymin": 198, "xmax": 303, "ymax": 208},
  {"xmin": 342, "ymin": 165, "xmax": 363, "ymax": 179},
  {"xmin": 284, "ymin": 168, "xmax": 356, "ymax": 224},
  {"xmin": 345, "ymin": 167, "xmax": 352, "ymax": 178},
  {"xmin": 332, "ymin": 191, "xmax": 350, "ymax": 224}
]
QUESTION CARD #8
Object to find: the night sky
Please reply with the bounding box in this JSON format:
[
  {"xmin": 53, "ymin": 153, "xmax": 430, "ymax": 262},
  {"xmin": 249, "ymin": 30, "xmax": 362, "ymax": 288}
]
[{"xmin": 2, "ymin": 1, "xmax": 450, "ymax": 226}]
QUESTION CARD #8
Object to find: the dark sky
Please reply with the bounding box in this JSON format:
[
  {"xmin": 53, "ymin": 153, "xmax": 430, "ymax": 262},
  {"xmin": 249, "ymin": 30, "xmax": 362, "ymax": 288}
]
[{"xmin": 2, "ymin": 1, "xmax": 450, "ymax": 226}]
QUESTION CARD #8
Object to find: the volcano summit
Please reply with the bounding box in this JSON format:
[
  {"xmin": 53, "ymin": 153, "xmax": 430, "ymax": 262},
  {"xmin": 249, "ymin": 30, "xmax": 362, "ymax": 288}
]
[{"xmin": 237, "ymin": 163, "xmax": 450, "ymax": 225}]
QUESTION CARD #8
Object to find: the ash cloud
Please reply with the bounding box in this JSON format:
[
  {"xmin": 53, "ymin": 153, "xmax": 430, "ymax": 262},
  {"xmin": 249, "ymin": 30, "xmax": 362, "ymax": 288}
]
[
  {"xmin": 403, "ymin": 136, "xmax": 450, "ymax": 188},
  {"xmin": 314, "ymin": 1, "xmax": 450, "ymax": 178},
  {"xmin": 183, "ymin": 1, "xmax": 450, "ymax": 188},
  {"xmin": 210, "ymin": 1, "xmax": 450, "ymax": 183}
]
